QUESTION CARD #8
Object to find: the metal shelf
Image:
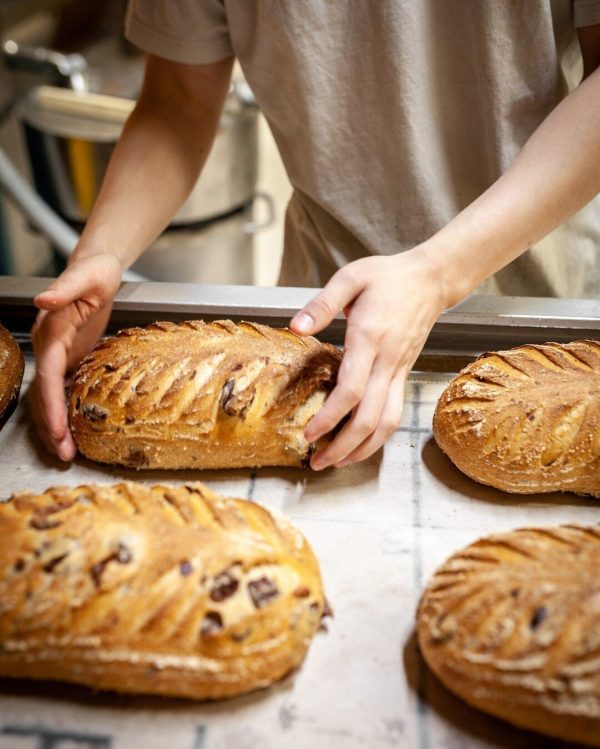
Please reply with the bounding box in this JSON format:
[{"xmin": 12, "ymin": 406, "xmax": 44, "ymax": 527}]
[{"xmin": 1, "ymin": 276, "xmax": 600, "ymax": 365}]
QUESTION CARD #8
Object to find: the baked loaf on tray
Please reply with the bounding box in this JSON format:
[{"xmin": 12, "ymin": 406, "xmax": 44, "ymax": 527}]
[
  {"xmin": 0, "ymin": 322, "xmax": 24, "ymax": 422},
  {"xmin": 433, "ymin": 340, "xmax": 600, "ymax": 497},
  {"xmin": 0, "ymin": 482, "xmax": 326, "ymax": 699},
  {"xmin": 417, "ymin": 525, "xmax": 600, "ymax": 746},
  {"xmin": 69, "ymin": 320, "xmax": 342, "ymax": 469}
]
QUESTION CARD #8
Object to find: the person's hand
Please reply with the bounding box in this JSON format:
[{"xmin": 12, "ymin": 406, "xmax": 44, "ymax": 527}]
[
  {"xmin": 290, "ymin": 247, "xmax": 447, "ymax": 469},
  {"xmin": 30, "ymin": 253, "xmax": 122, "ymax": 461}
]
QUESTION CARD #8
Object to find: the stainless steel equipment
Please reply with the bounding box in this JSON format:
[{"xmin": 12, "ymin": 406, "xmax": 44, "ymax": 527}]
[
  {"xmin": 3, "ymin": 39, "xmax": 88, "ymax": 93},
  {"xmin": 130, "ymin": 196, "xmax": 273, "ymax": 284},
  {"xmin": 0, "ymin": 277, "xmax": 599, "ymax": 749},
  {"xmin": 17, "ymin": 82, "xmax": 261, "ymax": 226},
  {"xmin": 5, "ymin": 276, "xmax": 600, "ymax": 349},
  {"xmin": 3, "ymin": 40, "xmax": 271, "ymax": 284}
]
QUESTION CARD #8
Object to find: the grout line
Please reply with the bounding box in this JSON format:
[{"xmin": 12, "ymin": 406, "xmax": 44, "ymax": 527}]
[
  {"xmin": 409, "ymin": 382, "xmax": 431, "ymax": 749},
  {"xmin": 246, "ymin": 470, "xmax": 256, "ymax": 501},
  {"xmin": 397, "ymin": 425, "xmax": 431, "ymax": 435}
]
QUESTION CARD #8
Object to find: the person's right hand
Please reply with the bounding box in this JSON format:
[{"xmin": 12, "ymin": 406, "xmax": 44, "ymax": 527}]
[{"xmin": 30, "ymin": 253, "xmax": 122, "ymax": 461}]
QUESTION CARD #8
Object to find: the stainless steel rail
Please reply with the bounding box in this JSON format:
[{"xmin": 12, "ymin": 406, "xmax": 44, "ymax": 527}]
[{"xmin": 1, "ymin": 276, "xmax": 599, "ymax": 362}]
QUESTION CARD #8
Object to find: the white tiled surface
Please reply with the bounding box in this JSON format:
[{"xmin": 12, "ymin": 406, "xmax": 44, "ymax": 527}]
[{"xmin": 0, "ymin": 363, "xmax": 594, "ymax": 748}]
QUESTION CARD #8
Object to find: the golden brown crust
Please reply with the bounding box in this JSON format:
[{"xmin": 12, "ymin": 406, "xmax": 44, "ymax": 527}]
[
  {"xmin": 0, "ymin": 323, "xmax": 24, "ymax": 422},
  {"xmin": 0, "ymin": 482, "xmax": 325, "ymax": 699},
  {"xmin": 417, "ymin": 525, "xmax": 600, "ymax": 746},
  {"xmin": 433, "ymin": 340, "xmax": 600, "ymax": 497},
  {"xmin": 69, "ymin": 320, "xmax": 341, "ymax": 469}
]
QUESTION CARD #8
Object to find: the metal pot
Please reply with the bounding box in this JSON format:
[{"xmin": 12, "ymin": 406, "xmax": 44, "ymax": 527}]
[
  {"xmin": 130, "ymin": 198, "xmax": 274, "ymax": 285},
  {"xmin": 16, "ymin": 82, "xmax": 259, "ymax": 226}
]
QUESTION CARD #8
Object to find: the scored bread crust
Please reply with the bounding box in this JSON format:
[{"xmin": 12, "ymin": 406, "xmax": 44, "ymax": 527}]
[
  {"xmin": 69, "ymin": 320, "xmax": 342, "ymax": 469},
  {"xmin": 0, "ymin": 482, "xmax": 325, "ymax": 700},
  {"xmin": 433, "ymin": 340, "xmax": 600, "ymax": 497},
  {"xmin": 417, "ymin": 525, "xmax": 600, "ymax": 746},
  {"xmin": 0, "ymin": 323, "xmax": 24, "ymax": 422}
]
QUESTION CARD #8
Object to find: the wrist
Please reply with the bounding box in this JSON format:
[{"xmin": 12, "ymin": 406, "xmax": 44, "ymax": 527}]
[
  {"xmin": 403, "ymin": 242, "xmax": 459, "ymax": 313},
  {"xmin": 415, "ymin": 229, "xmax": 484, "ymax": 309},
  {"xmin": 68, "ymin": 241, "xmax": 126, "ymax": 274},
  {"xmin": 66, "ymin": 251, "xmax": 123, "ymax": 297}
]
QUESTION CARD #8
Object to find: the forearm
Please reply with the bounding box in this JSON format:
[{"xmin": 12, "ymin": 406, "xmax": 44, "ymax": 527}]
[
  {"xmin": 423, "ymin": 66, "xmax": 600, "ymax": 307},
  {"xmin": 71, "ymin": 55, "xmax": 233, "ymax": 270},
  {"xmin": 73, "ymin": 104, "xmax": 209, "ymax": 269}
]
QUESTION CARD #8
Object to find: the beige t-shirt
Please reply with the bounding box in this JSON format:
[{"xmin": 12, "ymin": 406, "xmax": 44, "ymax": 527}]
[{"xmin": 126, "ymin": 0, "xmax": 600, "ymax": 297}]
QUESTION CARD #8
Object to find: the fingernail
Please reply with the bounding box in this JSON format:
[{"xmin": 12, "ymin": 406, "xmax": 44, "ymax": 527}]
[
  {"xmin": 335, "ymin": 459, "xmax": 351, "ymax": 468},
  {"xmin": 57, "ymin": 448, "xmax": 70, "ymax": 462},
  {"xmin": 291, "ymin": 311, "xmax": 314, "ymax": 334},
  {"xmin": 57, "ymin": 436, "xmax": 74, "ymax": 462},
  {"xmin": 35, "ymin": 292, "xmax": 56, "ymax": 308},
  {"xmin": 310, "ymin": 457, "xmax": 325, "ymax": 471}
]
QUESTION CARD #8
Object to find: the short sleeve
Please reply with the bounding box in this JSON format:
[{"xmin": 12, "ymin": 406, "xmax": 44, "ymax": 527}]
[
  {"xmin": 125, "ymin": 0, "xmax": 233, "ymax": 65},
  {"xmin": 573, "ymin": 0, "xmax": 600, "ymax": 27}
]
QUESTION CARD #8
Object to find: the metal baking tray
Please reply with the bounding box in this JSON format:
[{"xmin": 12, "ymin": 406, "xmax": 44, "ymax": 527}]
[
  {"xmin": 3, "ymin": 275, "xmax": 600, "ymax": 353},
  {"xmin": 0, "ymin": 277, "xmax": 597, "ymax": 749}
]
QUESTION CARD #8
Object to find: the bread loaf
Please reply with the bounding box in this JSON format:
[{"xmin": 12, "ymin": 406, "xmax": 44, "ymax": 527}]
[
  {"xmin": 69, "ymin": 320, "xmax": 341, "ymax": 469},
  {"xmin": 0, "ymin": 482, "xmax": 326, "ymax": 699},
  {"xmin": 433, "ymin": 340, "xmax": 600, "ymax": 497},
  {"xmin": 0, "ymin": 322, "xmax": 24, "ymax": 422},
  {"xmin": 417, "ymin": 525, "xmax": 600, "ymax": 746}
]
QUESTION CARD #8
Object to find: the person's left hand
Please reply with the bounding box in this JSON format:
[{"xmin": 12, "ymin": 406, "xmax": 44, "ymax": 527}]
[{"xmin": 290, "ymin": 247, "xmax": 448, "ymax": 469}]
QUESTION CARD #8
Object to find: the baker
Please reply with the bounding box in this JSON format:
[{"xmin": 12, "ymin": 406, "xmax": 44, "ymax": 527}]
[{"xmin": 31, "ymin": 1, "xmax": 600, "ymax": 469}]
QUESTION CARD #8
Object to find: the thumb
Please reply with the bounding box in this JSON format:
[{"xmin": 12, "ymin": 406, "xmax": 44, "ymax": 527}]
[{"xmin": 290, "ymin": 268, "xmax": 362, "ymax": 335}]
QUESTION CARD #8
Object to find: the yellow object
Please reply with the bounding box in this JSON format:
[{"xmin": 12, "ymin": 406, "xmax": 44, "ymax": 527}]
[{"xmin": 67, "ymin": 138, "xmax": 96, "ymax": 214}]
